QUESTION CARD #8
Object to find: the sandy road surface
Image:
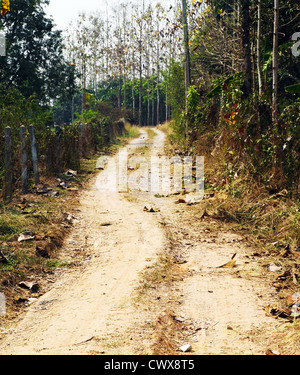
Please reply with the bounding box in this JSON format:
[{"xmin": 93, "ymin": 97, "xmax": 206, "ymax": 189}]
[
  {"xmin": 0, "ymin": 128, "xmax": 283, "ymax": 355},
  {"xmin": 0, "ymin": 130, "xmax": 165, "ymax": 355}
]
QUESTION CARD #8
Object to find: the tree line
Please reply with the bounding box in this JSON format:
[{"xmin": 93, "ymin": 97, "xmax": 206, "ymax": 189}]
[
  {"xmin": 171, "ymin": 0, "xmax": 299, "ymax": 194},
  {"xmin": 62, "ymin": 0, "xmax": 202, "ymax": 126},
  {"xmin": 0, "ymin": 0, "xmax": 299, "ymax": 195}
]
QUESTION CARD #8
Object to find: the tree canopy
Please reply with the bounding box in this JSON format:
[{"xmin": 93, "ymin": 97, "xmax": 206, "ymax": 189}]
[{"xmin": 0, "ymin": 0, "xmax": 75, "ymax": 105}]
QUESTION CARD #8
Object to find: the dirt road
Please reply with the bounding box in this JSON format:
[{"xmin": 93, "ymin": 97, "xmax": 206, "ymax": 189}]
[{"xmin": 0, "ymin": 128, "xmax": 283, "ymax": 355}]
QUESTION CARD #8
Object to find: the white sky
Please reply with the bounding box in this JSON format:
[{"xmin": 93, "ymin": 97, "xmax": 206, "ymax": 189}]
[
  {"xmin": 44, "ymin": 0, "xmax": 119, "ymax": 30},
  {"xmin": 45, "ymin": 0, "xmax": 176, "ymax": 31}
]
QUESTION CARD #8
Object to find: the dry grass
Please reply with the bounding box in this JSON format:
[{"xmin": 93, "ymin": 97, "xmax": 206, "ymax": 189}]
[
  {"xmin": 145, "ymin": 127, "xmax": 157, "ymax": 140},
  {"xmin": 124, "ymin": 122, "xmax": 140, "ymax": 139},
  {"xmin": 183, "ymin": 130, "xmax": 300, "ymax": 253},
  {"xmin": 132, "ymin": 215, "xmax": 189, "ymax": 354},
  {"xmin": 136, "ymin": 255, "xmax": 177, "ymax": 295},
  {"xmin": 203, "ymin": 172, "xmax": 300, "ymax": 253},
  {"xmin": 0, "ymin": 179, "xmax": 80, "ymax": 320},
  {"xmin": 151, "ymin": 310, "xmax": 185, "ymax": 355},
  {"xmin": 158, "ymin": 121, "xmax": 174, "ymax": 138},
  {"xmin": 133, "ymin": 252, "xmax": 188, "ymax": 355},
  {"xmin": 159, "ymin": 121, "xmax": 300, "ymax": 353},
  {"xmin": 269, "ymin": 320, "xmax": 300, "ymax": 354},
  {"xmin": 0, "ymin": 143, "xmax": 128, "ymax": 323},
  {"xmin": 193, "ymin": 142, "xmax": 300, "ymax": 325}
]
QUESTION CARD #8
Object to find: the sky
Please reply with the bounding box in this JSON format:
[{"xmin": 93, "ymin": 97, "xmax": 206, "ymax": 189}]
[
  {"xmin": 44, "ymin": 0, "xmax": 119, "ymax": 30},
  {"xmin": 45, "ymin": 0, "xmax": 175, "ymax": 31}
]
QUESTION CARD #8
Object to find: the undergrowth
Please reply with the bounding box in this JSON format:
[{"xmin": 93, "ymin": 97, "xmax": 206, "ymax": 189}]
[{"xmin": 0, "ymin": 124, "xmax": 140, "ymax": 322}]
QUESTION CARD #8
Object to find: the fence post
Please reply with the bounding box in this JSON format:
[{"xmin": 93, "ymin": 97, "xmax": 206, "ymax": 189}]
[
  {"xmin": 79, "ymin": 123, "xmax": 84, "ymax": 157},
  {"xmin": 54, "ymin": 125, "xmax": 60, "ymax": 173},
  {"xmin": 20, "ymin": 125, "xmax": 28, "ymax": 194},
  {"xmin": 45, "ymin": 126, "xmax": 51, "ymax": 175},
  {"xmin": 109, "ymin": 122, "xmax": 113, "ymax": 143},
  {"xmin": 29, "ymin": 125, "xmax": 40, "ymax": 186},
  {"xmin": 4, "ymin": 127, "xmax": 12, "ymax": 203}
]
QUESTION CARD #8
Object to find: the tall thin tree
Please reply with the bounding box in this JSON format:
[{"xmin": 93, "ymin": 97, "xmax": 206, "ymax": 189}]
[
  {"xmin": 241, "ymin": 0, "xmax": 253, "ymax": 97},
  {"xmin": 181, "ymin": 0, "xmax": 191, "ymax": 102},
  {"xmin": 257, "ymin": 0, "xmax": 263, "ymax": 96},
  {"xmin": 272, "ymin": 0, "xmax": 279, "ymax": 126}
]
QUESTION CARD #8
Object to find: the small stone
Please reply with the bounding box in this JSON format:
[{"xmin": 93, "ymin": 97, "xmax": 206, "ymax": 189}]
[
  {"xmin": 18, "ymin": 232, "xmax": 35, "ymax": 242},
  {"xmin": 18, "ymin": 281, "xmax": 40, "ymax": 293},
  {"xmin": 268, "ymin": 263, "xmax": 282, "ymax": 272},
  {"xmin": 291, "ymin": 302, "xmax": 300, "ymax": 318},
  {"xmin": 36, "ymin": 245, "xmax": 50, "ymax": 259},
  {"xmin": 179, "ymin": 344, "xmax": 192, "ymax": 352}
]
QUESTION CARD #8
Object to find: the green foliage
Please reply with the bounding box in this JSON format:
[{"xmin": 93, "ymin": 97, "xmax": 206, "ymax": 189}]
[
  {"xmin": 0, "ymin": 0, "xmax": 75, "ymax": 104},
  {"xmin": 162, "ymin": 0, "xmax": 300, "ymax": 194},
  {"xmin": 187, "ymin": 85, "xmax": 200, "ymax": 113},
  {"xmin": 279, "ymin": 99, "xmax": 300, "ymax": 188},
  {"xmin": 206, "ymin": 73, "xmax": 244, "ymax": 99},
  {"xmin": 161, "ymin": 60, "xmax": 185, "ymax": 140},
  {"xmin": 162, "ymin": 60, "xmax": 185, "ymax": 122},
  {"xmin": 285, "ymin": 84, "xmax": 300, "ymax": 94}
]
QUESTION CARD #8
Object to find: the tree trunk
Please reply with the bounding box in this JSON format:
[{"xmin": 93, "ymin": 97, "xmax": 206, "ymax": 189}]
[
  {"xmin": 82, "ymin": 59, "xmax": 87, "ymax": 111},
  {"xmin": 139, "ymin": 45, "xmax": 142, "ymax": 126},
  {"xmin": 4, "ymin": 127, "xmax": 12, "ymax": 203},
  {"xmin": 20, "ymin": 126, "xmax": 28, "ymax": 194},
  {"xmin": 181, "ymin": 0, "xmax": 191, "ymax": 101},
  {"xmin": 118, "ymin": 74, "xmax": 122, "ymax": 108},
  {"xmin": 272, "ymin": 0, "xmax": 279, "ymax": 126},
  {"xmin": 181, "ymin": 0, "xmax": 191, "ymax": 143},
  {"xmin": 132, "ymin": 66, "xmax": 136, "ymax": 116},
  {"xmin": 257, "ymin": 0, "xmax": 263, "ymax": 96},
  {"xmin": 152, "ymin": 74, "xmax": 155, "ymax": 125},
  {"xmin": 156, "ymin": 69, "xmax": 160, "ymax": 125},
  {"xmin": 138, "ymin": 0, "xmax": 145, "ymax": 126},
  {"xmin": 241, "ymin": 0, "xmax": 252, "ymax": 97},
  {"xmin": 147, "ymin": 67, "xmax": 150, "ymax": 126},
  {"xmin": 123, "ymin": 72, "xmax": 127, "ymax": 109},
  {"xmin": 165, "ymin": 84, "xmax": 168, "ymax": 123}
]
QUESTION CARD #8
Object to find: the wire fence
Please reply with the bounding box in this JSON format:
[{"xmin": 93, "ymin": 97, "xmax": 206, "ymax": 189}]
[{"xmin": 0, "ymin": 118, "xmax": 126, "ymax": 203}]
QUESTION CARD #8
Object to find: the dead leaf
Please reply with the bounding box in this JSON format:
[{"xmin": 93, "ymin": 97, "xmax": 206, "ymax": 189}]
[
  {"xmin": 18, "ymin": 231, "xmax": 35, "ymax": 242},
  {"xmin": 292, "ymin": 292, "xmax": 300, "ymax": 302},
  {"xmin": 219, "ymin": 259, "xmax": 236, "ymax": 268},
  {"xmin": 17, "ymin": 281, "xmax": 40, "ymax": 293},
  {"xmin": 58, "ymin": 181, "xmax": 67, "ymax": 189},
  {"xmin": 218, "ymin": 253, "xmax": 237, "ymax": 268},
  {"xmin": 200, "ymin": 209, "xmax": 209, "ymax": 219},
  {"xmin": 74, "ymin": 336, "xmax": 95, "ymax": 346},
  {"xmin": 175, "ymin": 198, "xmax": 186, "ymax": 204},
  {"xmin": 65, "ymin": 169, "xmax": 77, "ymax": 176},
  {"xmin": 18, "ymin": 198, "xmax": 28, "ymax": 210},
  {"xmin": 292, "ymin": 273, "xmax": 299, "ymax": 285},
  {"xmin": 36, "ymin": 186, "xmax": 52, "ymax": 195},
  {"xmin": 264, "ymin": 305, "xmax": 291, "ymax": 319},
  {"xmin": 36, "ymin": 244, "xmax": 50, "ymax": 259},
  {"xmin": 291, "ymin": 302, "xmax": 300, "ymax": 318},
  {"xmin": 265, "ymin": 349, "xmax": 280, "ymax": 355},
  {"xmin": 179, "ymin": 344, "xmax": 192, "ymax": 352},
  {"xmin": 144, "ymin": 206, "xmax": 160, "ymax": 213},
  {"xmin": 268, "ymin": 263, "xmax": 282, "ymax": 272},
  {"xmin": 0, "ymin": 251, "xmax": 9, "ymax": 264}
]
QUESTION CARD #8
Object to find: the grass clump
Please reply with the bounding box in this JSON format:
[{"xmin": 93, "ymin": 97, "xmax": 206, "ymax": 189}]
[{"xmin": 124, "ymin": 123, "xmax": 140, "ymax": 139}]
